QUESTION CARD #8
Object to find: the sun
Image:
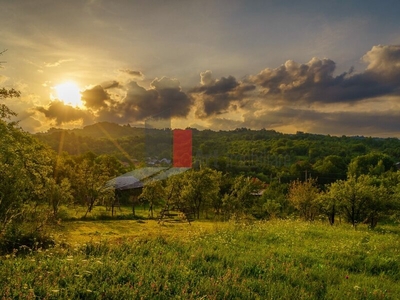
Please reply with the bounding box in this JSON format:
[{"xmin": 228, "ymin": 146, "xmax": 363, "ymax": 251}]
[{"xmin": 52, "ymin": 81, "xmax": 83, "ymax": 107}]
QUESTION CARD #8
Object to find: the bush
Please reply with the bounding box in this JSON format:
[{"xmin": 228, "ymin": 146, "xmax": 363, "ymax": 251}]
[{"xmin": 0, "ymin": 225, "xmax": 55, "ymax": 255}]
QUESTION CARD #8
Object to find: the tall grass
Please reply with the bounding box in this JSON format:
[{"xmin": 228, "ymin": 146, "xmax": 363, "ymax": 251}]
[{"xmin": 1, "ymin": 220, "xmax": 399, "ymax": 299}]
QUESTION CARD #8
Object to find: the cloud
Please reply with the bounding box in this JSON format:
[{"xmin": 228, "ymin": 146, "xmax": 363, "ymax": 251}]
[
  {"xmin": 237, "ymin": 106, "xmax": 400, "ymax": 137},
  {"xmin": 95, "ymin": 77, "xmax": 193, "ymax": 122},
  {"xmin": 363, "ymin": 45, "xmax": 400, "ymax": 76},
  {"xmin": 251, "ymin": 45, "xmax": 400, "ymax": 105},
  {"xmin": 190, "ymin": 70, "xmax": 255, "ymax": 118},
  {"xmin": 119, "ymin": 69, "xmax": 144, "ymax": 78},
  {"xmin": 8, "ymin": 109, "xmax": 42, "ymax": 132},
  {"xmin": 44, "ymin": 59, "xmax": 74, "ymax": 67},
  {"xmin": 32, "ymin": 44, "xmax": 400, "ymax": 137},
  {"xmin": 18, "ymin": 116, "xmax": 42, "ymax": 133},
  {"xmin": 101, "ymin": 80, "xmax": 121, "ymax": 89},
  {"xmin": 0, "ymin": 75, "xmax": 8, "ymax": 84},
  {"xmin": 81, "ymin": 85, "xmax": 112, "ymax": 109},
  {"xmin": 37, "ymin": 101, "xmax": 92, "ymax": 125}
]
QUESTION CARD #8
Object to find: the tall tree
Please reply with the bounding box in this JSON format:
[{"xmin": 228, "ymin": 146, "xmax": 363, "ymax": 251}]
[{"xmin": 0, "ymin": 100, "xmax": 53, "ymax": 236}]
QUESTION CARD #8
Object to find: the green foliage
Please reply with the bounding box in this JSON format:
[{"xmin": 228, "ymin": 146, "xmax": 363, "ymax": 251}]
[
  {"xmin": 261, "ymin": 182, "xmax": 290, "ymax": 218},
  {"xmin": 222, "ymin": 176, "xmax": 263, "ymax": 220},
  {"xmin": 67, "ymin": 152, "xmax": 124, "ymax": 217},
  {"xmin": 139, "ymin": 181, "xmax": 165, "ymax": 218},
  {"xmin": 35, "ymin": 122, "xmax": 400, "ymax": 180},
  {"xmin": 45, "ymin": 178, "xmax": 73, "ymax": 219},
  {"xmin": 179, "ymin": 168, "xmax": 221, "ymax": 219},
  {"xmin": 326, "ymin": 175, "xmax": 386, "ymax": 228},
  {"xmin": 0, "ymin": 103, "xmax": 54, "ymax": 238},
  {"xmin": 313, "ymin": 155, "xmax": 348, "ymax": 185},
  {"xmin": 348, "ymin": 153, "xmax": 395, "ymax": 177},
  {"xmin": 288, "ymin": 178, "xmax": 320, "ymax": 221}
]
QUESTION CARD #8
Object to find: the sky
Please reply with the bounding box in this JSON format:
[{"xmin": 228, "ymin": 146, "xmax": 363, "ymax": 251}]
[{"xmin": 1, "ymin": 0, "xmax": 400, "ymax": 137}]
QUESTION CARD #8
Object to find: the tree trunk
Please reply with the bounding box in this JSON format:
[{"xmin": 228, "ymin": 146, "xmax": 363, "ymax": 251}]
[{"xmin": 328, "ymin": 205, "xmax": 335, "ymax": 225}]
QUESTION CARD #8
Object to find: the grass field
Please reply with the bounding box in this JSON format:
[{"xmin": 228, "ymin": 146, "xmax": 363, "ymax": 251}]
[{"xmin": 1, "ymin": 214, "xmax": 400, "ymax": 299}]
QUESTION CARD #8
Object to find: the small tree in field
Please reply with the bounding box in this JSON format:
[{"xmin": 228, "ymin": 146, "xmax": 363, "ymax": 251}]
[
  {"xmin": 318, "ymin": 191, "xmax": 337, "ymax": 225},
  {"xmin": 180, "ymin": 168, "xmax": 221, "ymax": 219},
  {"xmin": 222, "ymin": 175, "xmax": 263, "ymax": 220},
  {"xmin": 288, "ymin": 178, "xmax": 320, "ymax": 221},
  {"xmin": 139, "ymin": 180, "xmax": 165, "ymax": 218},
  {"xmin": 164, "ymin": 168, "xmax": 221, "ymax": 219},
  {"xmin": 327, "ymin": 174, "xmax": 391, "ymax": 228}
]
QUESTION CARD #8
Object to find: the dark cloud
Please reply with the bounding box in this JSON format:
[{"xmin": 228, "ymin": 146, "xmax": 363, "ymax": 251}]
[
  {"xmin": 101, "ymin": 80, "xmax": 121, "ymax": 89},
  {"xmin": 36, "ymin": 44, "xmax": 400, "ymax": 137},
  {"xmin": 37, "ymin": 101, "xmax": 91, "ymax": 125},
  {"xmin": 190, "ymin": 70, "xmax": 255, "ymax": 118},
  {"xmin": 81, "ymin": 85, "xmax": 111, "ymax": 109},
  {"xmin": 251, "ymin": 45, "xmax": 400, "ymax": 104},
  {"xmin": 237, "ymin": 106, "xmax": 400, "ymax": 137},
  {"xmin": 11, "ymin": 109, "xmax": 42, "ymax": 133},
  {"xmin": 96, "ymin": 77, "xmax": 193, "ymax": 122},
  {"xmin": 119, "ymin": 69, "xmax": 144, "ymax": 78}
]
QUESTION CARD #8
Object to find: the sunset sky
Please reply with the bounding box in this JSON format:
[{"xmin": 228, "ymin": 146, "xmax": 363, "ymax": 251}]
[{"xmin": 1, "ymin": 0, "xmax": 400, "ymax": 137}]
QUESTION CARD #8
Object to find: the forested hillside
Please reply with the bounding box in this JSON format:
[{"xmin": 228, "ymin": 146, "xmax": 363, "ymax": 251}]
[{"xmin": 36, "ymin": 123, "xmax": 400, "ymax": 185}]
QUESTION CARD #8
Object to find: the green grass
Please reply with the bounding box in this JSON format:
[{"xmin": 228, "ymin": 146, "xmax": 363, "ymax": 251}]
[{"xmin": 1, "ymin": 220, "xmax": 399, "ymax": 299}]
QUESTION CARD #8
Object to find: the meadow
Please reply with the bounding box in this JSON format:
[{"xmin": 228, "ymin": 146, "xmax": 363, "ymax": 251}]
[{"xmin": 1, "ymin": 209, "xmax": 399, "ymax": 299}]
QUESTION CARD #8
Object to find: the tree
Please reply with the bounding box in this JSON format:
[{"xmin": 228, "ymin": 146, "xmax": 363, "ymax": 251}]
[
  {"xmin": 287, "ymin": 178, "xmax": 320, "ymax": 221},
  {"xmin": 260, "ymin": 181, "xmax": 290, "ymax": 219},
  {"xmin": 289, "ymin": 160, "xmax": 313, "ymax": 181},
  {"xmin": 45, "ymin": 178, "xmax": 73, "ymax": 219},
  {"xmin": 313, "ymin": 155, "xmax": 347, "ymax": 185},
  {"xmin": 139, "ymin": 180, "xmax": 165, "ymax": 218},
  {"xmin": 326, "ymin": 175, "xmax": 384, "ymax": 228},
  {"xmin": 222, "ymin": 175, "xmax": 263, "ymax": 219},
  {"xmin": 348, "ymin": 153, "xmax": 394, "ymax": 177},
  {"xmin": 69, "ymin": 152, "xmax": 117, "ymax": 217},
  {"xmin": 0, "ymin": 99, "xmax": 54, "ymax": 238},
  {"xmin": 318, "ymin": 191, "xmax": 337, "ymax": 225},
  {"xmin": 1, "ymin": 52, "xmax": 55, "ymax": 240},
  {"xmin": 180, "ymin": 168, "xmax": 221, "ymax": 219},
  {"xmin": 164, "ymin": 168, "xmax": 221, "ymax": 220}
]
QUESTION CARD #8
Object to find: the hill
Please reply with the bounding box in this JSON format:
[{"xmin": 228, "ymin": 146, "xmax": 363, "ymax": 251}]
[{"xmin": 35, "ymin": 122, "xmax": 400, "ymax": 183}]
